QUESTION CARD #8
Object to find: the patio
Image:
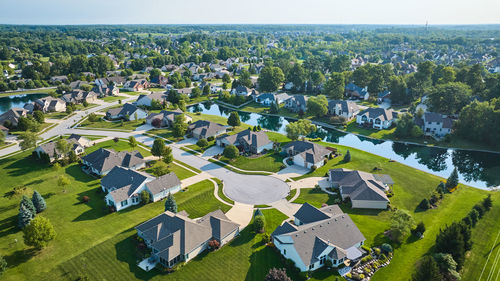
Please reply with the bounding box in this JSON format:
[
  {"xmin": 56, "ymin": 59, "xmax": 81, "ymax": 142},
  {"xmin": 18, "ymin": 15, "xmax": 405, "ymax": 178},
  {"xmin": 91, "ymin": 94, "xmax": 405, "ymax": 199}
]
[{"xmin": 138, "ymin": 256, "xmax": 158, "ymax": 271}]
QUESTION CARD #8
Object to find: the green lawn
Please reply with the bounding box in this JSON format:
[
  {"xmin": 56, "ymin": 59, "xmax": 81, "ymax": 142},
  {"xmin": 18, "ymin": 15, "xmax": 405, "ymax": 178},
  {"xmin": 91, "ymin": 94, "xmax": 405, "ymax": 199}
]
[
  {"xmin": 212, "ymin": 178, "xmax": 234, "ymax": 205},
  {"xmin": 47, "ymin": 209, "xmax": 290, "ymax": 281},
  {"xmin": 344, "ymin": 121, "xmax": 396, "ymax": 139},
  {"xmin": 174, "ymin": 179, "xmax": 231, "ymax": 218},
  {"xmin": 79, "ymin": 118, "xmax": 145, "ymax": 131},
  {"xmin": 289, "ymin": 141, "xmax": 499, "ymax": 281},
  {"xmin": 144, "ymin": 160, "xmax": 196, "ymax": 180},
  {"xmin": 85, "ymin": 139, "xmax": 152, "ymax": 157},
  {"xmin": 292, "ymin": 188, "xmax": 337, "ymax": 208},
  {"xmin": 101, "ymin": 95, "xmax": 128, "ymax": 102},
  {"xmin": 286, "ymin": 189, "xmax": 297, "ymax": 201},
  {"xmin": 221, "ymin": 152, "xmax": 284, "ymax": 173},
  {"xmin": 0, "ymin": 88, "xmax": 56, "ymax": 97}
]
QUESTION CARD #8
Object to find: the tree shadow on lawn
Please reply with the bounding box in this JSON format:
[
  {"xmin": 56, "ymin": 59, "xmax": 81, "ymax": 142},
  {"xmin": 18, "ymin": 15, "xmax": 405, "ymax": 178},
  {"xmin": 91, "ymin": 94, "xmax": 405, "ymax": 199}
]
[
  {"xmin": 245, "ymin": 244, "xmax": 301, "ymax": 281},
  {"xmin": 0, "ymin": 214, "xmax": 19, "ymax": 238},
  {"xmin": 72, "ymin": 187, "xmax": 108, "ymax": 222},
  {"xmin": 339, "ymin": 204, "xmax": 385, "ymax": 217},
  {"xmin": 5, "ymin": 156, "xmax": 50, "ymax": 177},
  {"xmin": 4, "ymin": 247, "xmax": 38, "ymax": 269},
  {"xmin": 115, "ymin": 231, "xmax": 162, "ymax": 280},
  {"xmin": 65, "ymin": 164, "xmax": 97, "ymax": 183}
]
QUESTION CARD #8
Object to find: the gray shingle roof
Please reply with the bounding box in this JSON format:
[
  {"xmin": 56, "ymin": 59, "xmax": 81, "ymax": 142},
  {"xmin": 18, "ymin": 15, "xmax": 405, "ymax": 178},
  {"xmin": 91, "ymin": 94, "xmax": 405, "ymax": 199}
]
[
  {"xmin": 146, "ymin": 172, "xmax": 181, "ymax": 195},
  {"xmin": 136, "ymin": 209, "xmax": 238, "ymax": 263},
  {"xmin": 188, "ymin": 120, "xmax": 226, "ymax": 139},
  {"xmin": 101, "ymin": 166, "xmax": 152, "ymax": 202},
  {"xmin": 294, "ymin": 203, "xmax": 331, "ymax": 224},
  {"xmin": 329, "ymin": 168, "xmax": 390, "ymax": 202},
  {"xmin": 217, "ymin": 129, "xmax": 272, "ymax": 149},
  {"xmin": 283, "ymin": 141, "xmax": 332, "ymax": 164},
  {"xmin": 358, "ymin": 108, "xmax": 397, "ymax": 121},
  {"xmin": 328, "ymin": 100, "xmax": 360, "ymax": 115},
  {"xmin": 82, "ymin": 148, "xmax": 146, "ymax": 174},
  {"xmin": 272, "ymin": 204, "xmax": 365, "ymax": 267}
]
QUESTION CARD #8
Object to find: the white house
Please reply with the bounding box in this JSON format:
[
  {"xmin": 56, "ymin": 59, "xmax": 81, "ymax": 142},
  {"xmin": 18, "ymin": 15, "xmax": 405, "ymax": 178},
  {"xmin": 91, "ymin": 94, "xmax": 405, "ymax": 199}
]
[
  {"xmin": 272, "ymin": 203, "xmax": 366, "ymax": 272},
  {"xmin": 327, "ymin": 100, "xmax": 360, "ymax": 120},
  {"xmin": 106, "ymin": 103, "xmax": 147, "ymax": 121},
  {"xmin": 136, "ymin": 92, "xmax": 168, "ymax": 107},
  {"xmin": 414, "ymin": 112, "xmax": 453, "ymax": 138},
  {"xmin": 356, "ymin": 108, "xmax": 398, "ymax": 129},
  {"xmin": 81, "ymin": 148, "xmax": 147, "ymax": 176}
]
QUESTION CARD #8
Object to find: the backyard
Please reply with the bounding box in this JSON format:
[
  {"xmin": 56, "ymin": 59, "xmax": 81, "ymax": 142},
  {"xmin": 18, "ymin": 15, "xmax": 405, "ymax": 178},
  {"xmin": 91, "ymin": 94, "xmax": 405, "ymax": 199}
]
[
  {"xmin": 78, "ymin": 118, "xmax": 145, "ymax": 132},
  {"xmin": 220, "ymin": 152, "xmax": 284, "ymax": 173}
]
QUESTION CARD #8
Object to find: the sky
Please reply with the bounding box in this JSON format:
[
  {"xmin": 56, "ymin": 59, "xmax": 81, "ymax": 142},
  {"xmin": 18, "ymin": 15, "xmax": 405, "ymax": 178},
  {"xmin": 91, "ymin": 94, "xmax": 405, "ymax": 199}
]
[{"xmin": 0, "ymin": 0, "xmax": 499, "ymax": 25}]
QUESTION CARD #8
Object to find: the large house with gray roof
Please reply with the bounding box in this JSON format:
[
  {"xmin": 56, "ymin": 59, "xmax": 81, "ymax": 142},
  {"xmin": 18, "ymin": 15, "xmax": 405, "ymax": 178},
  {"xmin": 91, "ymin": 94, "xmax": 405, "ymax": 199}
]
[
  {"xmin": 414, "ymin": 112, "xmax": 453, "ymax": 138},
  {"xmin": 272, "ymin": 203, "xmax": 366, "ymax": 272},
  {"xmin": 284, "ymin": 95, "xmax": 308, "ymax": 113},
  {"xmin": 81, "ymin": 148, "xmax": 146, "ymax": 176},
  {"xmin": 283, "ymin": 141, "xmax": 332, "ymax": 169},
  {"xmin": 146, "ymin": 109, "xmax": 192, "ymax": 128},
  {"xmin": 188, "ymin": 120, "xmax": 227, "ymax": 139},
  {"xmin": 328, "ymin": 100, "xmax": 360, "ymax": 120},
  {"xmin": 356, "ymin": 108, "xmax": 398, "ymax": 129},
  {"xmin": 101, "ymin": 166, "xmax": 181, "ymax": 211},
  {"xmin": 0, "ymin": 108, "xmax": 28, "ymax": 127},
  {"xmin": 135, "ymin": 209, "xmax": 239, "ymax": 270},
  {"xmin": 34, "ymin": 134, "xmax": 90, "ymax": 162},
  {"xmin": 216, "ymin": 129, "xmax": 274, "ymax": 154},
  {"xmin": 106, "ymin": 103, "xmax": 147, "ymax": 121},
  {"xmin": 329, "ymin": 168, "xmax": 393, "ymax": 209}
]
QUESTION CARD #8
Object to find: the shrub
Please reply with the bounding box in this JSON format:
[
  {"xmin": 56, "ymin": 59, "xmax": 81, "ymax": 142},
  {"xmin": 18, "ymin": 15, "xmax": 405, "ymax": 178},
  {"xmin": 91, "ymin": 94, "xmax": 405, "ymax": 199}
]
[
  {"xmin": 361, "ymin": 245, "xmax": 371, "ymax": 253},
  {"xmin": 482, "ymin": 194, "xmax": 492, "ymax": 211},
  {"xmin": 310, "ymin": 165, "xmax": 317, "ymax": 171},
  {"xmin": 253, "ymin": 216, "xmax": 265, "ymax": 233},
  {"xmin": 140, "ymin": 190, "xmax": 150, "ymax": 205},
  {"xmin": 381, "ymin": 243, "xmax": 393, "ymax": 253},
  {"xmin": 262, "ymin": 233, "xmax": 271, "ymax": 244},
  {"xmin": 207, "ymin": 136, "xmax": 215, "ymax": 141},
  {"xmin": 208, "ymin": 239, "xmax": 220, "ymax": 250},
  {"xmin": 265, "ymin": 268, "xmax": 291, "ymax": 281},
  {"xmin": 473, "ymin": 204, "xmax": 485, "ymax": 218},
  {"xmin": 343, "ymin": 149, "xmax": 351, "ymax": 162},
  {"xmin": 196, "ymin": 138, "xmax": 209, "ymax": 148},
  {"xmin": 418, "ymin": 198, "xmax": 430, "ymax": 210},
  {"xmin": 0, "ymin": 255, "xmax": 6, "ymax": 276},
  {"xmin": 151, "ymin": 118, "xmax": 162, "ymax": 128},
  {"xmin": 82, "ymin": 196, "xmax": 90, "ymax": 203},
  {"xmin": 223, "ymin": 145, "xmax": 239, "ymax": 159},
  {"xmin": 23, "ymin": 216, "xmax": 56, "ymax": 249}
]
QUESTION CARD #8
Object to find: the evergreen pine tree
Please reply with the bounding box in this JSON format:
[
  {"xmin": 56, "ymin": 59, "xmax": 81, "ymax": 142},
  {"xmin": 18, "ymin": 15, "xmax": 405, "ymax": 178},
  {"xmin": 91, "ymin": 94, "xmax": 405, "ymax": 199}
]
[
  {"xmin": 31, "ymin": 190, "xmax": 47, "ymax": 213},
  {"xmin": 482, "ymin": 194, "xmax": 492, "ymax": 211},
  {"xmin": 164, "ymin": 193, "xmax": 178, "ymax": 213},
  {"xmin": 18, "ymin": 204, "xmax": 34, "ymax": 228},
  {"xmin": 446, "ymin": 168, "xmax": 459, "ymax": 189},
  {"xmin": 21, "ymin": 195, "xmax": 36, "ymax": 215},
  {"xmin": 344, "ymin": 150, "xmax": 351, "ymax": 162}
]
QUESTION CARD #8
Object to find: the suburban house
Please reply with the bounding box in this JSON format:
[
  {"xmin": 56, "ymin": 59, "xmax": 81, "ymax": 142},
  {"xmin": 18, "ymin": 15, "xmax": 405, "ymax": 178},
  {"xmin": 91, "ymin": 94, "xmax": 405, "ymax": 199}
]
[
  {"xmin": 136, "ymin": 92, "xmax": 168, "ymax": 107},
  {"xmin": 0, "ymin": 125, "xmax": 8, "ymax": 135},
  {"xmin": 377, "ymin": 90, "xmax": 391, "ymax": 103},
  {"xmin": 345, "ymin": 83, "xmax": 369, "ymax": 100},
  {"xmin": 0, "ymin": 108, "xmax": 28, "ymax": 127},
  {"xmin": 272, "ymin": 203, "xmax": 366, "ymax": 272},
  {"xmin": 175, "ymin": 88, "xmax": 193, "ymax": 97},
  {"xmin": 32, "ymin": 97, "xmax": 66, "ymax": 113},
  {"xmin": 356, "ymin": 108, "xmax": 398, "ymax": 129},
  {"xmin": 284, "ymin": 95, "xmax": 308, "ymax": 113},
  {"xmin": 146, "ymin": 109, "xmax": 192, "ymax": 128},
  {"xmin": 282, "ymin": 141, "xmax": 332, "ymax": 169},
  {"xmin": 67, "ymin": 134, "xmax": 92, "ymax": 147},
  {"xmin": 93, "ymin": 84, "xmax": 119, "ymax": 97},
  {"xmin": 34, "ymin": 135, "xmax": 90, "ymax": 162},
  {"xmin": 81, "ymin": 148, "xmax": 146, "ymax": 176},
  {"xmin": 95, "ymin": 76, "xmax": 126, "ymax": 87},
  {"xmin": 101, "ymin": 166, "xmax": 181, "ymax": 211},
  {"xmin": 327, "ymin": 100, "xmax": 360, "ymax": 120},
  {"xmin": 106, "ymin": 103, "xmax": 147, "ymax": 120},
  {"xmin": 188, "ymin": 120, "xmax": 227, "ymax": 139},
  {"xmin": 231, "ymin": 85, "xmax": 259, "ymax": 97},
  {"xmin": 216, "ymin": 129, "xmax": 274, "ymax": 154},
  {"xmin": 135, "ymin": 209, "xmax": 239, "ymax": 270},
  {"xmin": 255, "ymin": 93, "xmax": 291, "ymax": 106},
  {"xmin": 123, "ymin": 79, "xmax": 150, "ymax": 91},
  {"xmin": 414, "ymin": 112, "xmax": 453, "ymax": 138},
  {"xmin": 69, "ymin": 80, "xmax": 90, "ymax": 90},
  {"xmin": 50, "ymin": 75, "xmax": 68, "ymax": 83},
  {"xmin": 61, "ymin": 90, "xmax": 98, "ymax": 104},
  {"xmin": 150, "ymin": 75, "xmax": 168, "ymax": 87},
  {"xmin": 329, "ymin": 168, "xmax": 393, "ymax": 209}
]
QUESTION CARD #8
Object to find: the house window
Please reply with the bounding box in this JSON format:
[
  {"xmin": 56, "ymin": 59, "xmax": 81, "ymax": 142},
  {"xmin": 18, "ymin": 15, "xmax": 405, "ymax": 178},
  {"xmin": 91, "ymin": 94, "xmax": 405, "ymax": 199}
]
[
  {"xmin": 309, "ymin": 264, "xmax": 315, "ymax": 270},
  {"xmin": 121, "ymin": 200, "xmax": 128, "ymax": 207},
  {"xmin": 283, "ymin": 249, "xmax": 286, "ymax": 255},
  {"xmin": 361, "ymin": 115, "xmax": 367, "ymax": 122},
  {"xmin": 375, "ymin": 119, "xmax": 381, "ymax": 124},
  {"xmin": 320, "ymin": 256, "xmax": 326, "ymax": 265}
]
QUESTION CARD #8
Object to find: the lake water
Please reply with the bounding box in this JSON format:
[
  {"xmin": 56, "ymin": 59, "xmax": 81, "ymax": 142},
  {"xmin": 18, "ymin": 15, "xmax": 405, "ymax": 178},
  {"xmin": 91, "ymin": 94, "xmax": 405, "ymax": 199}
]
[
  {"xmin": 0, "ymin": 93, "xmax": 48, "ymax": 114},
  {"xmin": 188, "ymin": 102, "xmax": 500, "ymax": 190}
]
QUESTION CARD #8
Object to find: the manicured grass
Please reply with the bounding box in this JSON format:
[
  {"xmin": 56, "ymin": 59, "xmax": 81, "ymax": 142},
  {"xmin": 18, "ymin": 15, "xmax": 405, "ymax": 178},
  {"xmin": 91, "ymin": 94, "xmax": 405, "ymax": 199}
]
[
  {"xmin": 0, "ymin": 88, "xmax": 56, "ymax": 97},
  {"xmin": 212, "ymin": 177, "xmax": 234, "ymax": 205},
  {"xmin": 174, "ymin": 160, "xmax": 201, "ymax": 174},
  {"xmin": 85, "ymin": 139, "xmax": 152, "ymax": 157},
  {"xmin": 345, "ymin": 121, "xmax": 396, "ymax": 139},
  {"xmin": 101, "ymin": 95, "xmax": 127, "ymax": 102},
  {"xmin": 292, "ymin": 188, "xmax": 337, "ymax": 208},
  {"xmin": 49, "ymin": 209, "xmax": 290, "ymax": 281},
  {"xmin": 290, "ymin": 141, "xmax": 499, "ymax": 281},
  {"xmin": 220, "ymin": 152, "xmax": 284, "ymax": 173},
  {"xmin": 185, "ymin": 141, "xmax": 215, "ymax": 152},
  {"xmin": 208, "ymin": 158, "xmax": 272, "ymax": 175},
  {"xmin": 286, "ymin": 188, "xmax": 297, "ymax": 201},
  {"xmin": 266, "ymin": 131, "xmax": 292, "ymax": 144},
  {"xmin": 79, "ymin": 118, "xmax": 145, "ymax": 131},
  {"xmin": 174, "ymin": 179, "xmax": 231, "ymax": 218},
  {"xmin": 144, "ymin": 160, "xmax": 196, "ymax": 180}
]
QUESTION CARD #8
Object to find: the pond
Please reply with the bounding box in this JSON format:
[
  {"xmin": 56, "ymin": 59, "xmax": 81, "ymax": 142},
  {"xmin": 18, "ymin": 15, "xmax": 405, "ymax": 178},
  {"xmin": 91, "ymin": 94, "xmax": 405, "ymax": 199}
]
[
  {"xmin": 188, "ymin": 102, "xmax": 500, "ymax": 190},
  {"xmin": 0, "ymin": 93, "xmax": 48, "ymax": 114}
]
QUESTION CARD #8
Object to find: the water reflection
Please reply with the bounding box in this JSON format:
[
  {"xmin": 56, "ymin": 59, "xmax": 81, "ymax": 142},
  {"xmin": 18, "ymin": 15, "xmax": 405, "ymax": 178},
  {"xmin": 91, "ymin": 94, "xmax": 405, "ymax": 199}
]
[
  {"xmin": 188, "ymin": 102, "xmax": 500, "ymax": 189},
  {"xmin": 0, "ymin": 94, "xmax": 48, "ymax": 114}
]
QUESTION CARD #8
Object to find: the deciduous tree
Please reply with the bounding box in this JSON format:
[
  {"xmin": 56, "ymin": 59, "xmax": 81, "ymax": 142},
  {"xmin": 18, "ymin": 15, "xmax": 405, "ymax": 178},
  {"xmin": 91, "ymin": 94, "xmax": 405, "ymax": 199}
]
[{"xmin": 23, "ymin": 216, "xmax": 56, "ymax": 249}]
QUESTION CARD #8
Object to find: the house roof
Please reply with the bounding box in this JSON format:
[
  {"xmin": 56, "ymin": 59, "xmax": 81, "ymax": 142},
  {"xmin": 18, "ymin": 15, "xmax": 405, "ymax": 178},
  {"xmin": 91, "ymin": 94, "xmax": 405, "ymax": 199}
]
[
  {"xmin": 329, "ymin": 168, "xmax": 390, "ymax": 202},
  {"xmin": 294, "ymin": 203, "xmax": 331, "ymax": 224},
  {"xmin": 102, "ymin": 166, "xmax": 152, "ymax": 202},
  {"xmin": 328, "ymin": 100, "xmax": 360, "ymax": 115},
  {"xmin": 138, "ymin": 92, "xmax": 168, "ymax": 103},
  {"xmin": 217, "ymin": 129, "xmax": 272, "ymax": 149},
  {"xmin": 286, "ymin": 95, "xmax": 309, "ymax": 107},
  {"xmin": 419, "ymin": 112, "xmax": 454, "ymax": 129},
  {"xmin": 146, "ymin": 172, "xmax": 181, "ymax": 195},
  {"xmin": 283, "ymin": 141, "xmax": 332, "ymax": 164},
  {"xmin": 37, "ymin": 138, "xmax": 83, "ymax": 158},
  {"xmin": 146, "ymin": 109, "xmax": 184, "ymax": 123},
  {"xmin": 188, "ymin": 120, "xmax": 226, "ymax": 139},
  {"xmin": 272, "ymin": 204, "xmax": 365, "ymax": 267},
  {"xmin": 358, "ymin": 108, "xmax": 397, "ymax": 121},
  {"xmin": 136, "ymin": 209, "xmax": 238, "ymax": 263},
  {"xmin": 107, "ymin": 103, "xmax": 143, "ymax": 117},
  {"xmin": 82, "ymin": 148, "xmax": 145, "ymax": 174}
]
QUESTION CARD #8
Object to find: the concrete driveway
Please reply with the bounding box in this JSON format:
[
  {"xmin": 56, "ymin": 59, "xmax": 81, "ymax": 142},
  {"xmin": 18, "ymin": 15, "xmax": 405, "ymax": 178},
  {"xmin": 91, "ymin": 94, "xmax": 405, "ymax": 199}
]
[
  {"xmin": 274, "ymin": 164, "xmax": 310, "ymax": 180},
  {"xmin": 202, "ymin": 145, "xmax": 224, "ymax": 158}
]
